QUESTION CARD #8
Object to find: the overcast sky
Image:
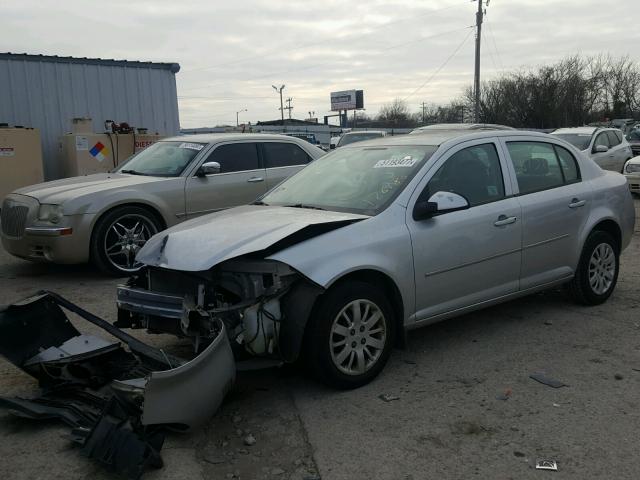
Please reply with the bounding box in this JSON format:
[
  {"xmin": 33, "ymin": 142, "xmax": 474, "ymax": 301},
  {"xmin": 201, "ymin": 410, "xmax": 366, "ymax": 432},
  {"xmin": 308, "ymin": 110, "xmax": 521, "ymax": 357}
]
[{"xmin": 3, "ymin": 0, "xmax": 640, "ymax": 127}]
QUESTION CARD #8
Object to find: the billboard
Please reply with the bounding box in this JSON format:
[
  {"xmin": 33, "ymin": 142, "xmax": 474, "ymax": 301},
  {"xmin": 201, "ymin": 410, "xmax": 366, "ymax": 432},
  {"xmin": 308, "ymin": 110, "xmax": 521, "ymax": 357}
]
[{"xmin": 330, "ymin": 90, "xmax": 364, "ymax": 111}]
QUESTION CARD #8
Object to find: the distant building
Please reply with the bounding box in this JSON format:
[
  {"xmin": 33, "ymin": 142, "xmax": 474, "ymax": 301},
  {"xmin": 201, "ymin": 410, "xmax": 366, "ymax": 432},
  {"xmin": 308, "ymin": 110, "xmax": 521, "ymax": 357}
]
[{"xmin": 0, "ymin": 52, "xmax": 180, "ymax": 179}]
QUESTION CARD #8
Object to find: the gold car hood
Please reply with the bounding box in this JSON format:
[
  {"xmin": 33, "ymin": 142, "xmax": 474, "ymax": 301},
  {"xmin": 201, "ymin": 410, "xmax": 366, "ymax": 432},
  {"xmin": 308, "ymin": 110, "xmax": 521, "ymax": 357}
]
[
  {"xmin": 14, "ymin": 173, "xmax": 174, "ymax": 206},
  {"xmin": 136, "ymin": 205, "xmax": 368, "ymax": 272}
]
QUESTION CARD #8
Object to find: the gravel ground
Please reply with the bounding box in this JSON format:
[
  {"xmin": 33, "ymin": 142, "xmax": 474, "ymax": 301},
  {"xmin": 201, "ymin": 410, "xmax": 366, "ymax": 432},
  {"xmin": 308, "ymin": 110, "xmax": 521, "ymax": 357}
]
[{"xmin": 0, "ymin": 197, "xmax": 638, "ymax": 480}]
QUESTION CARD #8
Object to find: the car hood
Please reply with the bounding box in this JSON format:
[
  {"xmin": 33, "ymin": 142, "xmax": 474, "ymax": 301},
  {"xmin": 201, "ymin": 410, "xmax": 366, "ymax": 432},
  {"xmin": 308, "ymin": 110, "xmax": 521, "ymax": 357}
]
[
  {"xmin": 136, "ymin": 205, "xmax": 369, "ymax": 271},
  {"xmin": 14, "ymin": 173, "xmax": 175, "ymax": 205}
]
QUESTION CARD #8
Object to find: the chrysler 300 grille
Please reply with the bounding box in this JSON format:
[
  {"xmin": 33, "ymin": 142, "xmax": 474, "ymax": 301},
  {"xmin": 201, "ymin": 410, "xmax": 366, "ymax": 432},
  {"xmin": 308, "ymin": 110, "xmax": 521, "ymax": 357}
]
[{"xmin": 1, "ymin": 202, "xmax": 29, "ymax": 237}]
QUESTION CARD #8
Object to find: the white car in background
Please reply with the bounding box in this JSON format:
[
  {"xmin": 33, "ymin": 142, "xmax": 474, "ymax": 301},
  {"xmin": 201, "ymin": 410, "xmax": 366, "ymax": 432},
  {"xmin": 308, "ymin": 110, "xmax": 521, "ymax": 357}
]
[
  {"xmin": 552, "ymin": 127, "xmax": 633, "ymax": 173},
  {"xmin": 623, "ymin": 156, "xmax": 640, "ymax": 195}
]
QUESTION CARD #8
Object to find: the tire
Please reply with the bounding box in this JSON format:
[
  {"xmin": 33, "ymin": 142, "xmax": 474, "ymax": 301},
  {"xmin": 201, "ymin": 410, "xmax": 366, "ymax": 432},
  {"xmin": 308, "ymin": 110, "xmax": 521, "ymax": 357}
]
[
  {"xmin": 90, "ymin": 205, "xmax": 162, "ymax": 276},
  {"xmin": 568, "ymin": 230, "xmax": 619, "ymax": 305},
  {"xmin": 305, "ymin": 280, "xmax": 395, "ymax": 389}
]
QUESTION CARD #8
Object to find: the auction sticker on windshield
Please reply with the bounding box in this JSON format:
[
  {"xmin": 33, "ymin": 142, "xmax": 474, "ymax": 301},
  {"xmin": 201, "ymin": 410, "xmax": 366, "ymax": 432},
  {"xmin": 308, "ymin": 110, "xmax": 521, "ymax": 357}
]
[
  {"xmin": 179, "ymin": 142, "xmax": 205, "ymax": 151},
  {"xmin": 374, "ymin": 156, "xmax": 417, "ymax": 168}
]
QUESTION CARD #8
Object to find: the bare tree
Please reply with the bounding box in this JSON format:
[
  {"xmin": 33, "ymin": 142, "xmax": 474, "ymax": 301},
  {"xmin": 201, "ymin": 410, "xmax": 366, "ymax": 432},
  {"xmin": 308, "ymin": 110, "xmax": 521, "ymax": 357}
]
[{"xmin": 377, "ymin": 98, "xmax": 414, "ymax": 127}]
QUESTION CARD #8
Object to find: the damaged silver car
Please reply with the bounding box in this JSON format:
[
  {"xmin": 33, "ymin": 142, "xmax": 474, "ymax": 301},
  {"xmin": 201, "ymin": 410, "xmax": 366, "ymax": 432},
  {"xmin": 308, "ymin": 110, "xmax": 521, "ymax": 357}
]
[{"xmin": 119, "ymin": 130, "xmax": 635, "ymax": 390}]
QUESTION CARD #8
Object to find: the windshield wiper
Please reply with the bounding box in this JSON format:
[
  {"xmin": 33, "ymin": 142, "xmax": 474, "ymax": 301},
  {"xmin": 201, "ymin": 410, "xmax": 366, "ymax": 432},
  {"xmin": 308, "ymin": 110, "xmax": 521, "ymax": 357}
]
[
  {"xmin": 120, "ymin": 169, "xmax": 147, "ymax": 176},
  {"xmin": 252, "ymin": 200, "xmax": 269, "ymax": 206},
  {"xmin": 285, "ymin": 203, "xmax": 326, "ymax": 211}
]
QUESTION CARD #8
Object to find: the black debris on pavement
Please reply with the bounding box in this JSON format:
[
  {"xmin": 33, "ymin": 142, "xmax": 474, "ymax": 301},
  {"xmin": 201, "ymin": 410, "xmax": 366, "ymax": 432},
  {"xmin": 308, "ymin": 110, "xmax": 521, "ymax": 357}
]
[{"xmin": 529, "ymin": 372, "xmax": 567, "ymax": 388}]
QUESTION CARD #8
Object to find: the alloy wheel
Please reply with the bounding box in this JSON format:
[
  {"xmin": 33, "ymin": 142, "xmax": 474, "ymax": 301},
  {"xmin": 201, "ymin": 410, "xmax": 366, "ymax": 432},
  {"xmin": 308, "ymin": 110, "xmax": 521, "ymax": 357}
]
[
  {"xmin": 329, "ymin": 299, "xmax": 387, "ymax": 376},
  {"xmin": 103, "ymin": 214, "xmax": 158, "ymax": 273},
  {"xmin": 588, "ymin": 242, "xmax": 616, "ymax": 295}
]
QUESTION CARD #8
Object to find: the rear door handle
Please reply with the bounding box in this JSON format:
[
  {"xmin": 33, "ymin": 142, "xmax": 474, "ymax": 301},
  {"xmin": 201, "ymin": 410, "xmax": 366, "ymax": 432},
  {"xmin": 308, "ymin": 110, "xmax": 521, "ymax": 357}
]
[
  {"xmin": 494, "ymin": 215, "xmax": 517, "ymax": 227},
  {"xmin": 247, "ymin": 177, "xmax": 264, "ymax": 183},
  {"xmin": 569, "ymin": 198, "xmax": 586, "ymax": 208}
]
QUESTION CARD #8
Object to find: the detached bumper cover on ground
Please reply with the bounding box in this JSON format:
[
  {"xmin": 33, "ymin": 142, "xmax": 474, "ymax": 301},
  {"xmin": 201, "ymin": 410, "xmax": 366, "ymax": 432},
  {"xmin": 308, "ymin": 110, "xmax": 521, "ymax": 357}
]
[{"xmin": 0, "ymin": 291, "xmax": 235, "ymax": 479}]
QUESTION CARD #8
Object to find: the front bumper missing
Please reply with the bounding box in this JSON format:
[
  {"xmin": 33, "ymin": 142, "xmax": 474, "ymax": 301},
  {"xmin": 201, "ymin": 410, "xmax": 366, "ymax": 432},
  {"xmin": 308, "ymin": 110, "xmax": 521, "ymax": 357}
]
[{"xmin": 0, "ymin": 292, "xmax": 235, "ymax": 479}]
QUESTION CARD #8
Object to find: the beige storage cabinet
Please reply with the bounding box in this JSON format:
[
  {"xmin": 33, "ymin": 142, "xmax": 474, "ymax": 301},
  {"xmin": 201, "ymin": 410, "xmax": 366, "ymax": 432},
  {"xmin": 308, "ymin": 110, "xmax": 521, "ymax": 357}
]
[
  {"xmin": 0, "ymin": 127, "xmax": 44, "ymax": 201},
  {"xmin": 59, "ymin": 132, "xmax": 165, "ymax": 177}
]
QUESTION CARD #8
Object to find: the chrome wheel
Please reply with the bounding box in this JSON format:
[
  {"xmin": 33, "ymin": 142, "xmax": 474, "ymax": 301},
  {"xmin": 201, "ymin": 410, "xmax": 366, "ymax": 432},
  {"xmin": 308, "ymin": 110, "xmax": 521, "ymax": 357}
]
[
  {"xmin": 329, "ymin": 299, "xmax": 387, "ymax": 376},
  {"xmin": 103, "ymin": 214, "xmax": 158, "ymax": 272},
  {"xmin": 588, "ymin": 243, "xmax": 616, "ymax": 295}
]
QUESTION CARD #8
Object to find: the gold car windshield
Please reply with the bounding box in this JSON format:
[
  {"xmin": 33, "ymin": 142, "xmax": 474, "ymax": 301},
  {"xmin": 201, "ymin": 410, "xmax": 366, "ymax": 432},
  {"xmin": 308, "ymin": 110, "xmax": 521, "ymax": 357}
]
[
  {"xmin": 261, "ymin": 145, "xmax": 437, "ymax": 215},
  {"xmin": 116, "ymin": 141, "xmax": 206, "ymax": 177}
]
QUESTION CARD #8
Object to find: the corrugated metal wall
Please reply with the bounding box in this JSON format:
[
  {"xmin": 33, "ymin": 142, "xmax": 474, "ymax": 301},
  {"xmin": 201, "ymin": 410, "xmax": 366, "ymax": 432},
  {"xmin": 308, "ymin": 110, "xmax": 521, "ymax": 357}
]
[{"xmin": 0, "ymin": 55, "xmax": 180, "ymax": 180}]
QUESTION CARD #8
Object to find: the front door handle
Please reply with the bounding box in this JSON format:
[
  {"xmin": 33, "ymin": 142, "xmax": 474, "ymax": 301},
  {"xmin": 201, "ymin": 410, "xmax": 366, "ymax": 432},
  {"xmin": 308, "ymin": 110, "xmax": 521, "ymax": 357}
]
[
  {"xmin": 247, "ymin": 177, "xmax": 264, "ymax": 183},
  {"xmin": 494, "ymin": 215, "xmax": 517, "ymax": 227},
  {"xmin": 569, "ymin": 198, "xmax": 586, "ymax": 208}
]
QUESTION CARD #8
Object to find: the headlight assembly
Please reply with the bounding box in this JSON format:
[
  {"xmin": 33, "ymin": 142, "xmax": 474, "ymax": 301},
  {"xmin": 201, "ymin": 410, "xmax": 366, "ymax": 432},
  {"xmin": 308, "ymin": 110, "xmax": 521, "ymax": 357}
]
[
  {"xmin": 626, "ymin": 163, "xmax": 640, "ymax": 174},
  {"xmin": 37, "ymin": 204, "xmax": 64, "ymax": 224}
]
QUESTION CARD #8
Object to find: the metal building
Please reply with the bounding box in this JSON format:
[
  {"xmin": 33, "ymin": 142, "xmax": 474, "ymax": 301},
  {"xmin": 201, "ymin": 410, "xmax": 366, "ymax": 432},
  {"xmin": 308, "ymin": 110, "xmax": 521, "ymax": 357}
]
[{"xmin": 0, "ymin": 53, "xmax": 180, "ymax": 179}]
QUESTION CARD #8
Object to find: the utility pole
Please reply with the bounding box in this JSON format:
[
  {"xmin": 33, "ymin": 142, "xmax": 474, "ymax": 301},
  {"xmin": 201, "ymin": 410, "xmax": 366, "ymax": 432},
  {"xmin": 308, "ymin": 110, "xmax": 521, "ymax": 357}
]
[
  {"xmin": 236, "ymin": 108, "xmax": 247, "ymax": 127},
  {"xmin": 420, "ymin": 102, "xmax": 427, "ymax": 124},
  {"xmin": 284, "ymin": 97, "xmax": 293, "ymax": 119},
  {"xmin": 272, "ymin": 85, "xmax": 285, "ymax": 124},
  {"xmin": 474, "ymin": 0, "xmax": 487, "ymax": 123}
]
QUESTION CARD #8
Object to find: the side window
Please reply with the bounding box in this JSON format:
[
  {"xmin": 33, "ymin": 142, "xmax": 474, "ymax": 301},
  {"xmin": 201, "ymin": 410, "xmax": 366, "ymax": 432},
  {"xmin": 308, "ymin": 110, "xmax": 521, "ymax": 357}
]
[
  {"xmin": 594, "ymin": 133, "xmax": 610, "ymax": 149},
  {"xmin": 615, "ymin": 130, "xmax": 623, "ymax": 143},
  {"xmin": 553, "ymin": 145, "xmax": 581, "ymax": 183},
  {"xmin": 263, "ymin": 142, "xmax": 311, "ymax": 168},
  {"xmin": 206, "ymin": 143, "xmax": 260, "ymax": 173},
  {"xmin": 606, "ymin": 131, "xmax": 621, "ymax": 146},
  {"xmin": 425, "ymin": 143, "xmax": 505, "ymax": 207},
  {"xmin": 507, "ymin": 142, "xmax": 564, "ymax": 194}
]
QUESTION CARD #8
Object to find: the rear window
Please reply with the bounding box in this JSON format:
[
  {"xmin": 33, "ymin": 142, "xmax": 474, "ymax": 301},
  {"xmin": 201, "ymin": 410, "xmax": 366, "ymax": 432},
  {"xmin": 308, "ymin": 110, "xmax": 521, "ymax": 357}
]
[
  {"xmin": 507, "ymin": 141, "xmax": 580, "ymax": 195},
  {"xmin": 262, "ymin": 142, "xmax": 311, "ymax": 168},
  {"xmin": 606, "ymin": 131, "xmax": 621, "ymax": 146}
]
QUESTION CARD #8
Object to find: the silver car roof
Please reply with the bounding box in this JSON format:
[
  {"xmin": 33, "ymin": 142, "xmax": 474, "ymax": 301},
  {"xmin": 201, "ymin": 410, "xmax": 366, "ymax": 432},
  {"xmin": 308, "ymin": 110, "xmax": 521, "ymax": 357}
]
[
  {"xmin": 339, "ymin": 129, "xmax": 554, "ymax": 148},
  {"xmin": 159, "ymin": 133, "xmax": 314, "ymax": 144}
]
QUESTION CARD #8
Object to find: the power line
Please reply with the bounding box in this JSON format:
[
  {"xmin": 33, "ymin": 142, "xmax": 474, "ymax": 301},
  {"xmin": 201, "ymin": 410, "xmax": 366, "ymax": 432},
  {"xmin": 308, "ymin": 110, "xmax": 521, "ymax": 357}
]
[
  {"xmin": 181, "ymin": 1, "xmax": 471, "ymax": 74},
  {"xmin": 402, "ymin": 27, "xmax": 474, "ymax": 101},
  {"xmin": 484, "ymin": 15, "xmax": 505, "ymax": 72}
]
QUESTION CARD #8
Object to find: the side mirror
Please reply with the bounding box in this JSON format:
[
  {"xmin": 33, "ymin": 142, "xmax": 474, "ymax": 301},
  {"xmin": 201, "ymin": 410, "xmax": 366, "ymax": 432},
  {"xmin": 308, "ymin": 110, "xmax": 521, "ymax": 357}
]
[
  {"xmin": 329, "ymin": 144, "xmax": 336, "ymax": 150},
  {"xmin": 198, "ymin": 161, "xmax": 221, "ymax": 176},
  {"xmin": 594, "ymin": 144, "xmax": 609, "ymax": 154},
  {"xmin": 413, "ymin": 191, "xmax": 469, "ymax": 221}
]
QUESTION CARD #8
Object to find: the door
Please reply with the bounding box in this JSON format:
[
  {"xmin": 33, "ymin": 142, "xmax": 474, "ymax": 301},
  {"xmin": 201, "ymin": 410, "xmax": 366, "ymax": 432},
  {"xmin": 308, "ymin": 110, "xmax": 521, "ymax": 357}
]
[
  {"xmin": 606, "ymin": 130, "xmax": 627, "ymax": 172},
  {"xmin": 501, "ymin": 140, "xmax": 591, "ymax": 289},
  {"xmin": 408, "ymin": 140, "xmax": 522, "ymax": 320},
  {"xmin": 184, "ymin": 142, "xmax": 267, "ymax": 218},
  {"xmin": 261, "ymin": 141, "xmax": 313, "ymax": 190},
  {"xmin": 591, "ymin": 131, "xmax": 615, "ymax": 171}
]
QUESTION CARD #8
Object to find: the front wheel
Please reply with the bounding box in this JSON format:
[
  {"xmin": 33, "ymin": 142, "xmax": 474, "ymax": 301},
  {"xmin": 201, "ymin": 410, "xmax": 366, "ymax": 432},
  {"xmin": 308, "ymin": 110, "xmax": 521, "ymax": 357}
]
[
  {"xmin": 568, "ymin": 230, "xmax": 619, "ymax": 305},
  {"xmin": 90, "ymin": 206, "xmax": 162, "ymax": 276},
  {"xmin": 305, "ymin": 281, "xmax": 395, "ymax": 389}
]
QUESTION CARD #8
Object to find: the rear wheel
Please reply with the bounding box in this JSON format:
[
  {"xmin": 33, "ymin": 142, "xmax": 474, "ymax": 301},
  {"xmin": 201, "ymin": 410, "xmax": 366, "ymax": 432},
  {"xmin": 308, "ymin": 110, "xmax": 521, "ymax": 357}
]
[
  {"xmin": 568, "ymin": 230, "xmax": 619, "ymax": 305},
  {"xmin": 91, "ymin": 206, "xmax": 162, "ymax": 276},
  {"xmin": 305, "ymin": 281, "xmax": 395, "ymax": 389}
]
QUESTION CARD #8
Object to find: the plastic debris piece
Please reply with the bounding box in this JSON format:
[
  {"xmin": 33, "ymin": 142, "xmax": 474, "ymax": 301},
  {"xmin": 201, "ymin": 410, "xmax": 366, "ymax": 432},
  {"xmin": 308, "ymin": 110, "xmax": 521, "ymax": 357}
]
[
  {"xmin": 529, "ymin": 372, "xmax": 567, "ymax": 388},
  {"xmin": 379, "ymin": 394, "xmax": 400, "ymax": 402},
  {"xmin": 535, "ymin": 459, "xmax": 558, "ymax": 471},
  {"xmin": 496, "ymin": 388, "xmax": 512, "ymax": 401}
]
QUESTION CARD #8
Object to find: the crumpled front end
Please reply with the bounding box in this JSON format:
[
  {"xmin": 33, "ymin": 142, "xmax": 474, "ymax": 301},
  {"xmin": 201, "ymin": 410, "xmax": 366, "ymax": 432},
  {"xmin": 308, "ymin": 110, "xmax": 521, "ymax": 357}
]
[
  {"xmin": 0, "ymin": 292, "xmax": 235, "ymax": 479},
  {"xmin": 116, "ymin": 259, "xmax": 324, "ymax": 365}
]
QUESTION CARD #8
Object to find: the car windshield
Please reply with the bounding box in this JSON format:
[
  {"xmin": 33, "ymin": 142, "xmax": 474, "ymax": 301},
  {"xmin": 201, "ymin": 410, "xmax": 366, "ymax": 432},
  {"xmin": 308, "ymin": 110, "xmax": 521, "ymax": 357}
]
[
  {"xmin": 116, "ymin": 141, "xmax": 205, "ymax": 176},
  {"xmin": 552, "ymin": 133, "xmax": 592, "ymax": 151},
  {"xmin": 260, "ymin": 145, "xmax": 437, "ymax": 215},
  {"xmin": 337, "ymin": 133, "xmax": 383, "ymax": 147}
]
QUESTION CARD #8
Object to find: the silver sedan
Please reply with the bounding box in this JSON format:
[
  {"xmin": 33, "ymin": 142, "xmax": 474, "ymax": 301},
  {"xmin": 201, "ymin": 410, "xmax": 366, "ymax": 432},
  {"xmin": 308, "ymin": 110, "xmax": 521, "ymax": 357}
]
[
  {"xmin": 1, "ymin": 134, "xmax": 324, "ymax": 275},
  {"xmin": 118, "ymin": 129, "xmax": 635, "ymax": 398}
]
